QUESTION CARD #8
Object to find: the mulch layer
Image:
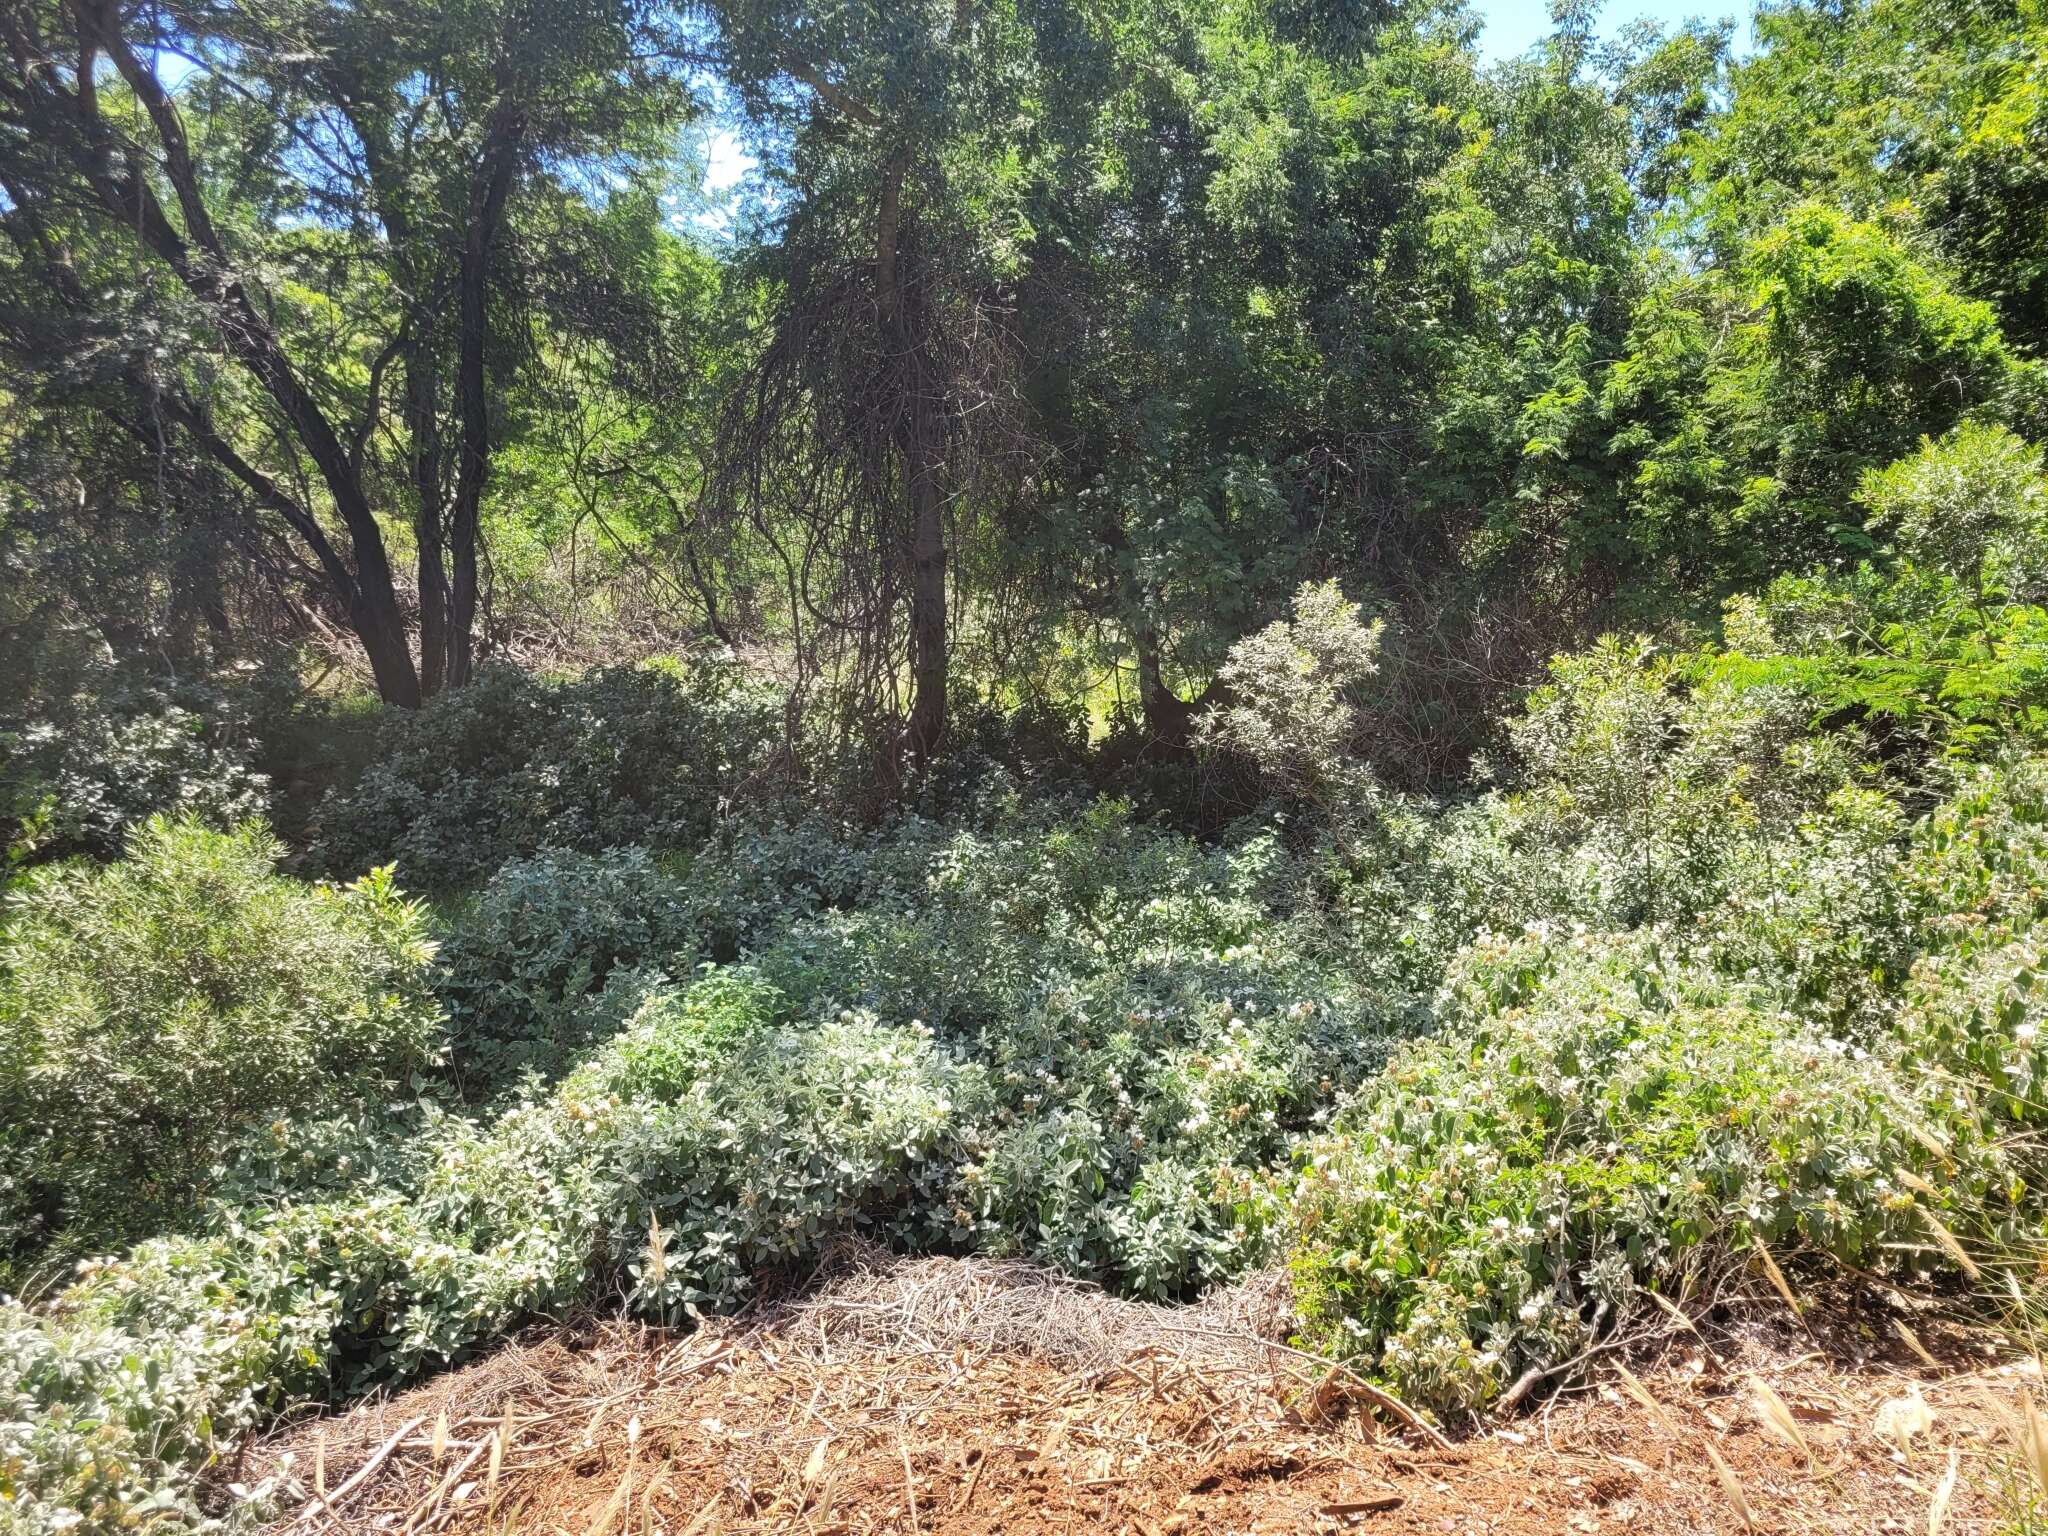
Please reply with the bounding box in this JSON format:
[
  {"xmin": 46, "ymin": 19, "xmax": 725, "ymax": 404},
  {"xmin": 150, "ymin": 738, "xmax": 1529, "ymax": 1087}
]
[{"xmin": 248, "ymin": 1251, "xmax": 2038, "ymax": 1536}]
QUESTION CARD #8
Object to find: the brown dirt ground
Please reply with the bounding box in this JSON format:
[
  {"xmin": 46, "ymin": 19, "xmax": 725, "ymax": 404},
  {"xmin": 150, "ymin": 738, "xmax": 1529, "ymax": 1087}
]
[{"xmin": 248, "ymin": 1254, "xmax": 2043, "ymax": 1536}]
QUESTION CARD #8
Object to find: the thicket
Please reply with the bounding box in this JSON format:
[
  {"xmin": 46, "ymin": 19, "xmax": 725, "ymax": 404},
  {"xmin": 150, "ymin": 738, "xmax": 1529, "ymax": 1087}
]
[
  {"xmin": 0, "ymin": 820, "xmax": 441, "ymax": 1268},
  {"xmin": 6, "ymin": 0, "xmax": 2048, "ymax": 1533},
  {"xmin": 313, "ymin": 663, "xmax": 784, "ymax": 891},
  {"xmin": 1, "ymin": 677, "xmax": 270, "ymax": 867},
  {"xmin": 13, "ymin": 523, "xmax": 2048, "ymax": 1530}
]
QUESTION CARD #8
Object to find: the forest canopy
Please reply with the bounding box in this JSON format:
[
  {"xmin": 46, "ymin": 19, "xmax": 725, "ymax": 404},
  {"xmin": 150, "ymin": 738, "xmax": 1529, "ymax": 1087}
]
[
  {"xmin": 7, "ymin": 0, "xmax": 2048, "ymax": 1531},
  {"xmin": 21, "ymin": 0, "xmax": 2043, "ymax": 777}
]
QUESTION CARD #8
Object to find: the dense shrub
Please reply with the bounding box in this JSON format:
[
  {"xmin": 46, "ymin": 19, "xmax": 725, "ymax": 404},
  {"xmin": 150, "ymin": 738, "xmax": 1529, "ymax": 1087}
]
[
  {"xmin": 1891, "ymin": 753, "xmax": 2048, "ymax": 1120},
  {"xmin": 0, "ymin": 818, "xmax": 441, "ymax": 1259},
  {"xmin": 666, "ymin": 812, "xmax": 918, "ymax": 962},
  {"xmin": 1266, "ymin": 646, "xmax": 2048, "ymax": 1418},
  {"xmin": 434, "ymin": 847, "xmax": 699, "ymax": 1095},
  {"xmin": 1271, "ymin": 632, "xmax": 2048, "ymax": 1417},
  {"xmin": 0, "ymin": 1283, "xmax": 284, "ymax": 1536},
  {"xmin": 0, "ymin": 797, "xmax": 1428, "ymax": 1530},
  {"xmin": 2, "ymin": 680, "xmax": 269, "ymax": 866},
  {"xmin": 910, "ymin": 694, "xmax": 1095, "ymax": 818},
  {"xmin": 1195, "ymin": 580, "xmax": 1386, "ymax": 823},
  {"xmin": 1283, "ymin": 933, "xmax": 1992, "ymax": 1415},
  {"xmin": 632, "ymin": 804, "xmax": 1416, "ymax": 1297},
  {"xmin": 315, "ymin": 661, "xmax": 783, "ymax": 889},
  {"xmin": 19, "ymin": 540, "xmax": 2048, "ymax": 1529}
]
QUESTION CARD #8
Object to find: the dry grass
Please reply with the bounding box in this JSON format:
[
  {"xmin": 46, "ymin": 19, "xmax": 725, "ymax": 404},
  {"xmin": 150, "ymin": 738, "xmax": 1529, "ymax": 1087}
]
[{"xmin": 245, "ymin": 1247, "xmax": 2048, "ymax": 1536}]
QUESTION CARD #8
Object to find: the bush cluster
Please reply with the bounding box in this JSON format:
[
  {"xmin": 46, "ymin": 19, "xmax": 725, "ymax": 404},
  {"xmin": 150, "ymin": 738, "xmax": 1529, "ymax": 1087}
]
[
  {"xmin": 13, "ymin": 426, "xmax": 2048, "ymax": 1528},
  {"xmin": 314, "ymin": 661, "xmax": 784, "ymax": 890},
  {"xmin": 0, "ymin": 799, "xmax": 1413, "ymax": 1531},
  {"xmin": 1284, "ymin": 931, "xmax": 2003, "ymax": 1413},
  {"xmin": 2, "ymin": 678, "xmax": 269, "ymax": 867},
  {"xmin": 1277, "ymin": 647, "xmax": 2048, "ymax": 1413},
  {"xmin": 433, "ymin": 846, "xmax": 698, "ymax": 1095}
]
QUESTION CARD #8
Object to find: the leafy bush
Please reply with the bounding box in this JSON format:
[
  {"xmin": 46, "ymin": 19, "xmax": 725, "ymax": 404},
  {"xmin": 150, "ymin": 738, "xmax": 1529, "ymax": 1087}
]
[
  {"xmin": 676, "ymin": 803, "xmax": 1420, "ymax": 1294},
  {"xmin": 2, "ymin": 680, "xmax": 269, "ymax": 866},
  {"xmin": 0, "ymin": 799, "xmax": 1421, "ymax": 1530},
  {"xmin": 662, "ymin": 812, "xmax": 915, "ymax": 963},
  {"xmin": 315, "ymin": 661, "xmax": 784, "ymax": 890},
  {"xmin": 1861, "ymin": 421, "xmax": 2048, "ymax": 594},
  {"xmin": 0, "ymin": 1284, "xmax": 284, "ymax": 1536},
  {"xmin": 434, "ymin": 847, "xmax": 699, "ymax": 1096},
  {"xmin": 1195, "ymin": 579, "xmax": 1386, "ymax": 822},
  {"xmin": 1274, "ymin": 634, "xmax": 2048, "ymax": 1418},
  {"xmin": 1283, "ymin": 931, "xmax": 1987, "ymax": 1416},
  {"xmin": 1716, "ymin": 426, "xmax": 2048, "ymax": 760},
  {"xmin": 0, "ymin": 818, "xmax": 441, "ymax": 1259},
  {"xmin": 17, "ymin": 592, "xmax": 2048, "ymax": 1531},
  {"xmin": 910, "ymin": 694, "xmax": 1095, "ymax": 819},
  {"xmin": 1418, "ymin": 633, "xmax": 1876, "ymax": 943},
  {"xmin": 1891, "ymin": 753, "xmax": 2048, "ymax": 1124}
]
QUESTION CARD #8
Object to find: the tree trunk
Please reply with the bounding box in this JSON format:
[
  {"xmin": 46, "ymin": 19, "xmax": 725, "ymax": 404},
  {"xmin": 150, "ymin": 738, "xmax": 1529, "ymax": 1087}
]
[
  {"xmin": 406, "ymin": 351, "xmax": 450, "ymax": 697},
  {"xmin": 416, "ymin": 516, "xmax": 450, "ymax": 698},
  {"xmin": 447, "ymin": 103, "xmax": 524, "ymax": 690},
  {"xmin": 358, "ymin": 112, "xmax": 450, "ymax": 699},
  {"xmin": 904, "ymin": 400, "xmax": 948, "ymax": 766},
  {"xmin": 1093, "ymin": 514, "xmax": 1198, "ymax": 752},
  {"xmin": 1136, "ymin": 627, "xmax": 1197, "ymax": 749},
  {"xmin": 877, "ymin": 150, "xmax": 948, "ymax": 768}
]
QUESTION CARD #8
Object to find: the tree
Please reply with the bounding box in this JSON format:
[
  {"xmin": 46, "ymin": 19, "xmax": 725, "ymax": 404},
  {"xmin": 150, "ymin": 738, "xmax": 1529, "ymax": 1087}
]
[
  {"xmin": 0, "ymin": 0, "xmax": 692, "ymax": 703},
  {"xmin": 997, "ymin": 0, "xmax": 1489, "ymax": 756},
  {"xmin": 699, "ymin": 0, "xmax": 1041, "ymax": 775},
  {"xmin": 1694, "ymin": 0, "xmax": 2048, "ymax": 356},
  {"xmin": 1602, "ymin": 206, "xmax": 2039, "ymax": 602}
]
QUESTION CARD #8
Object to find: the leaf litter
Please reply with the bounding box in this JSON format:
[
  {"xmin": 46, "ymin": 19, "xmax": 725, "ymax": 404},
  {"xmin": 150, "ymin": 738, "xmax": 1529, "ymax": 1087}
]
[{"xmin": 248, "ymin": 1247, "xmax": 2041, "ymax": 1536}]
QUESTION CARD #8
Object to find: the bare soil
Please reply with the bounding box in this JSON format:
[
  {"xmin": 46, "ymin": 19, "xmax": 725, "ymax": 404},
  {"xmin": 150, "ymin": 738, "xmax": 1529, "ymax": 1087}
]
[{"xmin": 250, "ymin": 1252, "xmax": 2039, "ymax": 1536}]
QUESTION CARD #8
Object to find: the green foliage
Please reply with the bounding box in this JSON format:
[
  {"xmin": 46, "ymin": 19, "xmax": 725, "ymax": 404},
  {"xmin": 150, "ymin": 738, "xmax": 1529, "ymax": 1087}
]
[
  {"xmin": 2, "ymin": 681, "xmax": 270, "ymax": 867},
  {"xmin": 1862, "ymin": 422, "xmax": 2048, "ymax": 597},
  {"xmin": 1893, "ymin": 754, "xmax": 2048, "ymax": 1124},
  {"xmin": 316, "ymin": 662, "xmax": 783, "ymax": 890},
  {"xmin": 1194, "ymin": 580, "xmax": 1385, "ymax": 820},
  {"xmin": 1700, "ymin": 0, "xmax": 2048, "ymax": 356},
  {"xmin": 1708, "ymin": 426, "xmax": 2048, "ymax": 759},
  {"xmin": 1274, "ymin": 624, "xmax": 2048, "ymax": 1418},
  {"xmin": 0, "ymin": 818, "xmax": 441, "ymax": 1260},
  {"xmin": 0, "ymin": 793, "xmax": 1428, "ymax": 1528},
  {"xmin": 435, "ymin": 847, "xmax": 698, "ymax": 1095},
  {"xmin": 11, "ymin": 0, "xmax": 2048, "ymax": 1525},
  {"xmin": 1434, "ymin": 634, "xmax": 1875, "ymax": 939},
  {"xmin": 16, "ymin": 604, "xmax": 2048, "ymax": 1521},
  {"xmin": 1285, "ymin": 929, "xmax": 1987, "ymax": 1415},
  {"xmin": 0, "ymin": 1284, "xmax": 285, "ymax": 1536},
  {"xmin": 1601, "ymin": 209, "xmax": 2039, "ymax": 598}
]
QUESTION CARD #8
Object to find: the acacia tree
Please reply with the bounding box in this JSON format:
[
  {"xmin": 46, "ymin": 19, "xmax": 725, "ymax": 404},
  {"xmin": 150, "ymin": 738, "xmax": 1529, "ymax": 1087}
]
[
  {"xmin": 0, "ymin": 381, "xmax": 313, "ymax": 673},
  {"xmin": 0, "ymin": 0, "xmax": 691, "ymax": 704}
]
